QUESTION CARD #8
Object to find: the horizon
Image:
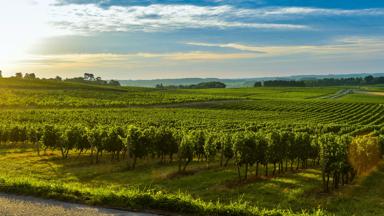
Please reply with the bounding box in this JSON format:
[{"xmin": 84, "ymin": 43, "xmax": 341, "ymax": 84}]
[
  {"xmin": 1, "ymin": 0, "xmax": 384, "ymax": 79},
  {"xmin": 2, "ymin": 71, "xmax": 383, "ymax": 81}
]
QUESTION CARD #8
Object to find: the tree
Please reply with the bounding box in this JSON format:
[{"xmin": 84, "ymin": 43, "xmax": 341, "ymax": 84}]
[
  {"xmin": 77, "ymin": 127, "xmax": 91, "ymax": 156},
  {"xmin": 310, "ymin": 135, "xmax": 321, "ymax": 166},
  {"xmin": 279, "ymin": 131, "xmax": 290, "ymax": 173},
  {"xmin": 192, "ymin": 130, "xmax": 205, "ymax": 161},
  {"xmin": 233, "ymin": 132, "xmax": 256, "ymax": 180},
  {"xmin": 24, "ymin": 73, "xmax": 36, "ymax": 80},
  {"xmin": 28, "ymin": 127, "xmax": 43, "ymax": 155},
  {"xmin": 127, "ymin": 125, "xmax": 142, "ymax": 169},
  {"xmin": 297, "ymin": 132, "xmax": 311, "ymax": 169},
  {"xmin": 364, "ymin": 75, "xmax": 374, "ymax": 84},
  {"xmin": 221, "ymin": 133, "xmax": 234, "ymax": 167},
  {"xmin": 254, "ymin": 132, "xmax": 268, "ymax": 176},
  {"xmin": 109, "ymin": 80, "xmax": 121, "ymax": 86},
  {"xmin": 348, "ymin": 135, "xmax": 381, "ymax": 176},
  {"xmin": 319, "ymin": 134, "xmax": 336, "ymax": 192},
  {"xmin": 286, "ymin": 131, "xmax": 296, "ymax": 171},
  {"xmin": 318, "ymin": 134, "xmax": 352, "ymax": 192},
  {"xmin": 178, "ymin": 132, "xmax": 195, "ymax": 172},
  {"xmin": 156, "ymin": 127, "xmax": 178, "ymax": 163},
  {"xmin": 106, "ymin": 126, "xmax": 125, "ymax": 161},
  {"xmin": 203, "ymin": 132, "xmax": 218, "ymax": 167},
  {"xmin": 61, "ymin": 126, "xmax": 82, "ymax": 158},
  {"xmin": 267, "ymin": 131, "xmax": 281, "ymax": 176},
  {"xmin": 0, "ymin": 126, "xmax": 9, "ymax": 145},
  {"xmin": 41, "ymin": 125, "xmax": 61, "ymax": 154},
  {"xmin": 91, "ymin": 127, "xmax": 108, "ymax": 163},
  {"xmin": 84, "ymin": 73, "xmax": 95, "ymax": 81},
  {"xmin": 15, "ymin": 72, "xmax": 23, "ymax": 78}
]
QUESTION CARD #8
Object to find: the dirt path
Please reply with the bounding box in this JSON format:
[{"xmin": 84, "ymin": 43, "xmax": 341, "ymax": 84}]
[
  {"xmin": 320, "ymin": 89, "xmax": 353, "ymax": 99},
  {"xmin": 354, "ymin": 90, "xmax": 384, "ymax": 96},
  {"xmin": 0, "ymin": 193, "xmax": 158, "ymax": 216}
]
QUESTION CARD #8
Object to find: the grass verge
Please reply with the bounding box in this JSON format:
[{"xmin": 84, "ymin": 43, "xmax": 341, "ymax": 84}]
[{"xmin": 0, "ymin": 175, "xmax": 324, "ymax": 216}]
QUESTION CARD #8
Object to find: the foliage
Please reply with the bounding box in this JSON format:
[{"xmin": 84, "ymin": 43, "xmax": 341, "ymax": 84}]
[{"xmin": 348, "ymin": 135, "xmax": 381, "ymax": 175}]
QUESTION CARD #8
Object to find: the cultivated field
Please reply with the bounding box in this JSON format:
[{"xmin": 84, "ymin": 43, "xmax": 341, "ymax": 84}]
[{"xmin": 0, "ymin": 78, "xmax": 383, "ymax": 215}]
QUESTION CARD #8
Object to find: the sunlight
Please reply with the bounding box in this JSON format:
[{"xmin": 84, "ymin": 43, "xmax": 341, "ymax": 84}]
[{"xmin": 0, "ymin": 1, "xmax": 54, "ymax": 69}]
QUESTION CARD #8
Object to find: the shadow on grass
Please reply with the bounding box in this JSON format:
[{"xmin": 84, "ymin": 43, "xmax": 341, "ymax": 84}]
[
  {"xmin": 24, "ymin": 151, "xmax": 330, "ymax": 212},
  {"xmin": 325, "ymin": 161, "xmax": 384, "ymax": 216}
]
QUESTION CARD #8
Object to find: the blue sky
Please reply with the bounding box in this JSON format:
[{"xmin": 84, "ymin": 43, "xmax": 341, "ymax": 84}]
[{"xmin": 1, "ymin": 0, "xmax": 384, "ymax": 79}]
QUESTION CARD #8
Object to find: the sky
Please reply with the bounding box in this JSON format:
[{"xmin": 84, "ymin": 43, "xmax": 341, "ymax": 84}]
[{"xmin": 1, "ymin": 0, "xmax": 384, "ymax": 80}]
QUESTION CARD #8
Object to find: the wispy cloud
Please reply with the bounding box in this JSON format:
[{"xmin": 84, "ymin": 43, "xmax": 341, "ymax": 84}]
[
  {"xmin": 241, "ymin": 7, "xmax": 384, "ymax": 17},
  {"xmin": 16, "ymin": 51, "xmax": 258, "ymax": 68},
  {"xmin": 186, "ymin": 37, "xmax": 384, "ymax": 57},
  {"xmin": 8, "ymin": 1, "xmax": 384, "ymax": 35},
  {"xmin": 44, "ymin": 2, "xmax": 384, "ymax": 35},
  {"xmin": 137, "ymin": 51, "xmax": 258, "ymax": 60},
  {"xmin": 47, "ymin": 4, "xmax": 309, "ymax": 34}
]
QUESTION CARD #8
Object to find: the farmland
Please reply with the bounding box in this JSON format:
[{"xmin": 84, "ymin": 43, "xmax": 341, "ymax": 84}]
[{"xmin": 0, "ymin": 78, "xmax": 383, "ymax": 215}]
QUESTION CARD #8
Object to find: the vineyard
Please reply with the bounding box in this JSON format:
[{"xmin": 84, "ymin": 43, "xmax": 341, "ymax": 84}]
[{"xmin": 0, "ymin": 78, "xmax": 383, "ymax": 215}]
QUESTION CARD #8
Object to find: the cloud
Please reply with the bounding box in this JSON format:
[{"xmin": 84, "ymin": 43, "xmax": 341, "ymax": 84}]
[
  {"xmin": 44, "ymin": 2, "xmax": 384, "ymax": 35},
  {"xmin": 137, "ymin": 51, "xmax": 258, "ymax": 60},
  {"xmin": 15, "ymin": 51, "xmax": 259, "ymax": 68},
  {"xmin": 243, "ymin": 7, "xmax": 384, "ymax": 17},
  {"xmin": 14, "ymin": 37, "xmax": 384, "ymax": 70},
  {"xmin": 7, "ymin": 1, "xmax": 384, "ymax": 36},
  {"xmin": 186, "ymin": 37, "xmax": 384, "ymax": 57},
  {"xmin": 46, "ymin": 4, "xmax": 310, "ymax": 34}
]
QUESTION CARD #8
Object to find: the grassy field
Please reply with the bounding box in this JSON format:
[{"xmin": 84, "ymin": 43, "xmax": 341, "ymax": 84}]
[
  {"xmin": 0, "ymin": 78, "xmax": 383, "ymax": 215},
  {"xmin": 0, "ymin": 146, "xmax": 383, "ymax": 215}
]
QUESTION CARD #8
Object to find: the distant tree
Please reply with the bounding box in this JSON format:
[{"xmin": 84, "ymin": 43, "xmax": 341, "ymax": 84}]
[
  {"xmin": 84, "ymin": 73, "xmax": 95, "ymax": 81},
  {"xmin": 109, "ymin": 80, "xmax": 121, "ymax": 86},
  {"xmin": 55, "ymin": 76, "xmax": 62, "ymax": 81},
  {"xmin": 195, "ymin": 81, "xmax": 226, "ymax": 89},
  {"xmin": 0, "ymin": 70, "xmax": 2, "ymax": 78},
  {"xmin": 160, "ymin": 81, "xmax": 226, "ymax": 89},
  {"xmin": 24, "ymin": 73, "xmax": 36, "ymax": 80},
  {"xmin": 155, "ymin": 83, "xmax": 164, "ymax": 89},
  {"xmin": 15, "ymin": 72, "xmax": 23, "ymax": 78},
  {"xmin": 364, "ymin": 75, "xmax": 374, "ymax": 84}
]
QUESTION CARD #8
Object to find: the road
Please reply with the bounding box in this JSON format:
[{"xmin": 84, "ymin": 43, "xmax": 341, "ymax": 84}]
[{"xmin": 0, "ymin": 193, "xmax": 158, "ymax": 216}]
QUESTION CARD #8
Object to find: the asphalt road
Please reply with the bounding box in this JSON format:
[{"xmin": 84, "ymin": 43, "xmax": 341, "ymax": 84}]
[{"xmin": 0, "ymin": 193, "xmax": 158, "ymax": 216}]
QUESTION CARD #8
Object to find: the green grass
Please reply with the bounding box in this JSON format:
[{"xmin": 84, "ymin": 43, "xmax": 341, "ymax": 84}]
[
  {"xmin": 0, "ymin": 147, "xmax": 383, "ymax": 215},
  {"xmin": 324, "ymin": 161, "xmax": 384, "ymax": 215},
  {"xmin": 0, "ymin": 148, "xmax": 329, "ymax": 215}
]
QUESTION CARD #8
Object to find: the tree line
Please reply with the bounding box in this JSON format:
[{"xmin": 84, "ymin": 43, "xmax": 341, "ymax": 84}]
[
  {"xmin": 156, "ymin": 81, "xmax": 226, "ymax": 89},
  {"xmin": 0, "ymin": 124, "xmax": 382, "ymax": 192},
  {"xmin": 255, "ymin": 75, "xmax": 384, "ymax": 87},
  {"xmin": 0, "ymin": 72, "xmax": 120, "ymax": 86}
]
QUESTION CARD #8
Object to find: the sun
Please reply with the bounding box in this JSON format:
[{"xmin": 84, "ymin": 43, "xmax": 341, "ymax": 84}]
[{"xmin": 0, "ymin": 1, "xmax": 54, "ymax": 72}]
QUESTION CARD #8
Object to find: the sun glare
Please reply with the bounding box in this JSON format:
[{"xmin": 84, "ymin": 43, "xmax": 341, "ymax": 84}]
[{"xmin": 0, "ymin": 1, "xmax": 53, "ymax": 71}]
